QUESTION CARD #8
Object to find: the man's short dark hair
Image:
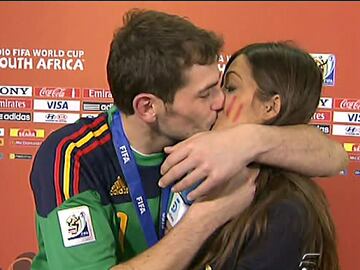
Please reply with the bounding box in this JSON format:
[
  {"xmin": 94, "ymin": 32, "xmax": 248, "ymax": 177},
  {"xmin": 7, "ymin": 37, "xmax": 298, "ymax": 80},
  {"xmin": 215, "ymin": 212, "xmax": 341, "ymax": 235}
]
[{"xmin": 107, "ymin": 9, "xmax": 223, "ymax": 114}]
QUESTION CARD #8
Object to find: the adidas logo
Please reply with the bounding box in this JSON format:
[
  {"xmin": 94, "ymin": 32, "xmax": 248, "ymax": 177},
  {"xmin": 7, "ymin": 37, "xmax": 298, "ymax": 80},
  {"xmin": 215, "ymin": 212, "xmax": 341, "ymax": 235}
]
[{"xmin": 110, "ymin": 176, "xmax": 129, "ymax": 196}]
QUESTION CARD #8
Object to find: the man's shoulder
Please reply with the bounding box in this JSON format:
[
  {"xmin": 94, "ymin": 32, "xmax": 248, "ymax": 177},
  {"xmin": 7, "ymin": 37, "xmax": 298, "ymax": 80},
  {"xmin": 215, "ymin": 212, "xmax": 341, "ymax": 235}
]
[
  {"xmin": 41, "ymin": 113, "xmax": 110, "ymax": 151},
  {"xmin": 30, "ymin": 113, "xmax": 119, "ymax": 217}
]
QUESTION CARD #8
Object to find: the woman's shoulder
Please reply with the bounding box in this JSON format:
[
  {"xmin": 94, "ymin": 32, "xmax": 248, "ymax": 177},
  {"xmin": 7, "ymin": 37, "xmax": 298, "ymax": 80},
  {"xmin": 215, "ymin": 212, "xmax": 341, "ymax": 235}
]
[
  {"xmin": 222, "ymin": 198, "xmax": 309, "ymax": 270},
  {"xmin": 267, "ymin": 197, "xmax": 308, "ymax": 234}
]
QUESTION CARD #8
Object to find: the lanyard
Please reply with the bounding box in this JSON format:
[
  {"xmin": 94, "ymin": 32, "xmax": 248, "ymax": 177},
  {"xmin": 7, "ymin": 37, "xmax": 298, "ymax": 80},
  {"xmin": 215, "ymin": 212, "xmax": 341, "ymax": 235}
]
[{"xmin": 111, "ymin": 111, "xmax": 170, "ymax": 247}]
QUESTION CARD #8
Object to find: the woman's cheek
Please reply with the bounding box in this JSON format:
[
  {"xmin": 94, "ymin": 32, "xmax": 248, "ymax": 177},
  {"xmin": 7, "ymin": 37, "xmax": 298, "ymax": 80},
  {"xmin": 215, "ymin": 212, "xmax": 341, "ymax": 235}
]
[{"xmin": 225, "ymin": 95, "xmax": 244, "ymax": 124}]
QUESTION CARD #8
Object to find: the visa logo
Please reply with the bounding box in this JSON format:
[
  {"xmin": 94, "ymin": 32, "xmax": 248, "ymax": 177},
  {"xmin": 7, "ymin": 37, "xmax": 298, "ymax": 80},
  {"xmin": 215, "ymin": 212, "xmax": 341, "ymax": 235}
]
[
  {"xmin": 47, "ymin": 101, "xmax": 69, "ymax": 110},
  {"xmin": 348, "ymin": 113, "xmax": 360, "ymax": 123}
]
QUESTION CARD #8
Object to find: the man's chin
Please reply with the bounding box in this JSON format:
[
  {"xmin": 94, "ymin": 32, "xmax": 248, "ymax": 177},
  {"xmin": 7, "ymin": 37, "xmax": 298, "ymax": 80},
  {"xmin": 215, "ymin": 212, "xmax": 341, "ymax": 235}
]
[
  {"xmin": 209, "ymin": 115, "xmax": 219, "ymax": 131},
  {"xmin": 211, "ymin": 116, "xmax": 222, "ymax": 130}
]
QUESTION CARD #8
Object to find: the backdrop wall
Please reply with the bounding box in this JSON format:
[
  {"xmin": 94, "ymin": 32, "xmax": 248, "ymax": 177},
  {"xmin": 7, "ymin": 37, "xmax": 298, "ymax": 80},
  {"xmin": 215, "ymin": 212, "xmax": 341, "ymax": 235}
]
[{"xmin": 0, "ymin": 2, "xmax": 359, "ymax": 269}]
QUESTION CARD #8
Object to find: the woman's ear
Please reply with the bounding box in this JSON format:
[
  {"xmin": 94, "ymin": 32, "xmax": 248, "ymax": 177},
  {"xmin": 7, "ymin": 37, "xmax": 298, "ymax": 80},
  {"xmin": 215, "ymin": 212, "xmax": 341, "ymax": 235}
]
[
  {"xmin": 133, "ymin": 93, "xmax": 163, "ymax": 123},
  {"xmin": 262, "ymin": 94, "xmax": 281, "ymax": 121}
]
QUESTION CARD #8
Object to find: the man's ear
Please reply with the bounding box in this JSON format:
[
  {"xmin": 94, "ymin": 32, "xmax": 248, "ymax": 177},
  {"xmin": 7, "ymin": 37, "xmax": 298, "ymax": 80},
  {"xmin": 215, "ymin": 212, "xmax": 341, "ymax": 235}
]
[
  {"xmin": 132, "ymin": 93, "xmax": 163, "ymax": 123},
  {"xmin": 262, "ymin": 94, "xmax": 281, "ymax": 121}
]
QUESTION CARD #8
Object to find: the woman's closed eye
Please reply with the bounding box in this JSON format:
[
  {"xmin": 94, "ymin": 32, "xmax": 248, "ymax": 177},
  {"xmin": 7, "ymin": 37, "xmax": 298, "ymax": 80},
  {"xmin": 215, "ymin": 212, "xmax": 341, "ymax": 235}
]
[{"xmin": 223, "ymin": 84, "xmax": 236, "ymax": 93}]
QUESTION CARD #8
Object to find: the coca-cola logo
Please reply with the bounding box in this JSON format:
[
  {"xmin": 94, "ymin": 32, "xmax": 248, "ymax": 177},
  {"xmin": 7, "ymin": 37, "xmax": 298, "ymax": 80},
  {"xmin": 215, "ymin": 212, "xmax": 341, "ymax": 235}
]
[
  {"xmin": 39, "ymin": 88, "xmax": 65, "ymax": 97},
  {"xmin": 335, "ymin": 98, "xmax": 360, "ymax": 111},
  {"xmin": 34, "ymin": 87, "xmax": 80, "ymax": 98}
]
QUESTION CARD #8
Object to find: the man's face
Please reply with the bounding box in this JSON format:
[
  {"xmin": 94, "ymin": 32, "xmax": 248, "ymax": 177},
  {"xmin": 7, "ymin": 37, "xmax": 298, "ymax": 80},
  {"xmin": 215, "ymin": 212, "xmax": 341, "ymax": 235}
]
[{"xmin": 156, "ymin": 63, "xmax": 224, "ymax": 142}]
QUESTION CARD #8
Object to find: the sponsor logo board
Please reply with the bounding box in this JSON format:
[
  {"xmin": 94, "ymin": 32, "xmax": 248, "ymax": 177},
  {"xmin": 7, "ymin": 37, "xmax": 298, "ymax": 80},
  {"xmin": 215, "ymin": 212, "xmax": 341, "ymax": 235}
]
[
  {"xmin": 83, "ymin": 88, "xmax": 112, "ymax": 99},
  {"xmin": 311, "ymin": 111, "xmax": 331, "ymax": 122},
  {"xmin": 10, "ymin": 128, "xmax": 45, "ymax": 138},
  {"xmin": 0, "ymin": 112, "xmax": 31, "ymax": 121},
  {"xmin": 34, "ymin": 99, "xmax": 80, "ymax": 111},
  {"xmin": 34, "ymin": 87, "xmax": 80, "ymax": 98},
  {"xmin": 333, "ymin": 111, "xmax": 360, "ymax": 124},
  {"xmin": 334, "ymin": 98, "xmax": 360, "ymax": 111},
  {"xmin": 82, "ymin": 102, "xmax": 113, "ymax": 112},
  {"xmin": 349, "ymin": 154, "xmax": 360, "ymax": 162},
  {"xmin": 318, "ymin": 97, "xmax": 333, "ymax": 109},
  {"xmin": 0, "ymin": 86, "xmax": 32, "ymax": 97},
  {"xmin": 343, "ymin": 143, "xmax": 360, "ymax": 152},
  {"xmin": 11, "ymin": 140, "xmax": 42, "ymax": 147},
  {"xmin": 0, "ymin": 98, "xmax": 32, "ymax": 110},
  {"xmin": 9, "ymin": 153, "xmax": 32, "ymax": 160},
  {"xmin": 332, "ymin": 124, "xmax": 360, "ymax": 137},
  {"xmin": 33, "ymin": 112, "xmax": 79, "ymax": 123}
]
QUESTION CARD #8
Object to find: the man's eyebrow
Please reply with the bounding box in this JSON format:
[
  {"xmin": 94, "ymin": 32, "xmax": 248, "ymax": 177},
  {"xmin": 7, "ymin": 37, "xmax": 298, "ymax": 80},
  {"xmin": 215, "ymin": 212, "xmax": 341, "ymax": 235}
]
[
  {"xmin": 199, "ymin": 73, "xmax": 222, "ymax": 93},
  {"xmin": 198, "ymin": 80, "xmax": 219, "ymax": 94}
]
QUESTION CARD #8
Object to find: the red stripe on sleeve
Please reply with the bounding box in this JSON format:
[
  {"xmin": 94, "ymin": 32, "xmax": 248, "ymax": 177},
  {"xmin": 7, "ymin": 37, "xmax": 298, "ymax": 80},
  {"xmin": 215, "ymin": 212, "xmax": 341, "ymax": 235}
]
[
  {"xmin": 54, "ymin": 115, "xmax": 107, "ymax": 206},
  {"xmin": 73, "ymin": 133, "xmax": 112, "ymax": 195}
]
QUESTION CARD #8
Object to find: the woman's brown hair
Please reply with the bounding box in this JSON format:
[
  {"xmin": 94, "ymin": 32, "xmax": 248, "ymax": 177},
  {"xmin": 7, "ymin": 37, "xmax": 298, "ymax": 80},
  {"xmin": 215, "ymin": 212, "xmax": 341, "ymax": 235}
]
[{"xmin": 192, "ymin": 42, "xmax": 339, "ymax": 270}]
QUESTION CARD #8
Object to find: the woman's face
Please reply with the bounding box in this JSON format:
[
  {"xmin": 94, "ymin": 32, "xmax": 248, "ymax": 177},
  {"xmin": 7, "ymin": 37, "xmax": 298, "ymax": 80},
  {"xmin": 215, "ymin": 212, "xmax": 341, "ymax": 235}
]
[{"xmin": 214, "ymin": 55, "xmax": 268, "ymax": 130}]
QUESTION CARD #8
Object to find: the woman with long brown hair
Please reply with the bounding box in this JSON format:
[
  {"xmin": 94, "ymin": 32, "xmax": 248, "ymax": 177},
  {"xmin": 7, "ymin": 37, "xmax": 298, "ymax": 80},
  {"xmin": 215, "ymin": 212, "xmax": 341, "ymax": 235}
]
[{"xmin": 191, "ymin": 42, "xmax": 339, "ymax": 270}]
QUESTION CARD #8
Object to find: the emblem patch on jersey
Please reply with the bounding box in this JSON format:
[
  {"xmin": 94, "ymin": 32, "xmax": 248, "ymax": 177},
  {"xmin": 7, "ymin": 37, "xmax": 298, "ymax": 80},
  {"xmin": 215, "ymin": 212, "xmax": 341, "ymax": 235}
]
[
  {"xmin": 110, "ymin": 176, "xmax": 129, "ymax": 196},
  {"xmin": 57, "ymin": 206, "xmax": 96, "ymax": 247},
  {"xmin": 167, "ymin": 192, "xmax": 189, "ymax": 227}
]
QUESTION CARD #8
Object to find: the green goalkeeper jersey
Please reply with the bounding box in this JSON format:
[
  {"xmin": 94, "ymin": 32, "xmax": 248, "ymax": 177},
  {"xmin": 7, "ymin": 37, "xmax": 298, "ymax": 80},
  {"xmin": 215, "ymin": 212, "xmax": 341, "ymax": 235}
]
[{"xmin": 30, "ymin": 107, "xmax": 165, "ymax": 269}]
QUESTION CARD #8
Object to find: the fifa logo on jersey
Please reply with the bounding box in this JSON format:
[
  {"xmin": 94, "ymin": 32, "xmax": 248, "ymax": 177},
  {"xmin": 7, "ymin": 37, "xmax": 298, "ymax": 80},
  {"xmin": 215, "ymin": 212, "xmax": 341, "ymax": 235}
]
[
  {"xmin": 119, "ymin": 145, "xmax": 130, "ymax": 164},
  {"xmin": 66, "ymin": 212, "xmax": 90, "ymax": 240}
]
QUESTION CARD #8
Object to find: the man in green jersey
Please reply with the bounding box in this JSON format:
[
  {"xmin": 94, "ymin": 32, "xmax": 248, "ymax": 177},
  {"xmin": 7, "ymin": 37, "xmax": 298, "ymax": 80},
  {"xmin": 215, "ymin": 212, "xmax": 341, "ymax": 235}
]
[{"xmin": 31, "ymin": 9, "xmax": 347, "ymax": 270}]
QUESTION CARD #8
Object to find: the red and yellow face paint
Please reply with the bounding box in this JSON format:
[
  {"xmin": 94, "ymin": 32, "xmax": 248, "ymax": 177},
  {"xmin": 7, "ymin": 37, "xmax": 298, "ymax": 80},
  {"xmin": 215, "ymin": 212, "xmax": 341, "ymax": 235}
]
[{"xmin": 225, "ymin": 95, "xmax": 244, "ymax": 124}]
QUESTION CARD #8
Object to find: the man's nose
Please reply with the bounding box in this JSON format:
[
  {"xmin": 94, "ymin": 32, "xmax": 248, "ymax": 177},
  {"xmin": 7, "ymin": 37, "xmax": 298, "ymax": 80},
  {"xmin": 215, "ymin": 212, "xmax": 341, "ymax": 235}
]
[{"xmin": 211, "ymin": 86, "xmax": 225, "ymax": 111}]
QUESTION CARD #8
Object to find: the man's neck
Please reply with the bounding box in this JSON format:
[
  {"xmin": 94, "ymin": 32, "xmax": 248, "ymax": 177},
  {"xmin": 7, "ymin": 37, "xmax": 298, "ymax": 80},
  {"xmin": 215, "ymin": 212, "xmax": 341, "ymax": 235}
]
[{"xmin": 120, "ymin": 113, "xmax": 171, "ymax": 155}]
